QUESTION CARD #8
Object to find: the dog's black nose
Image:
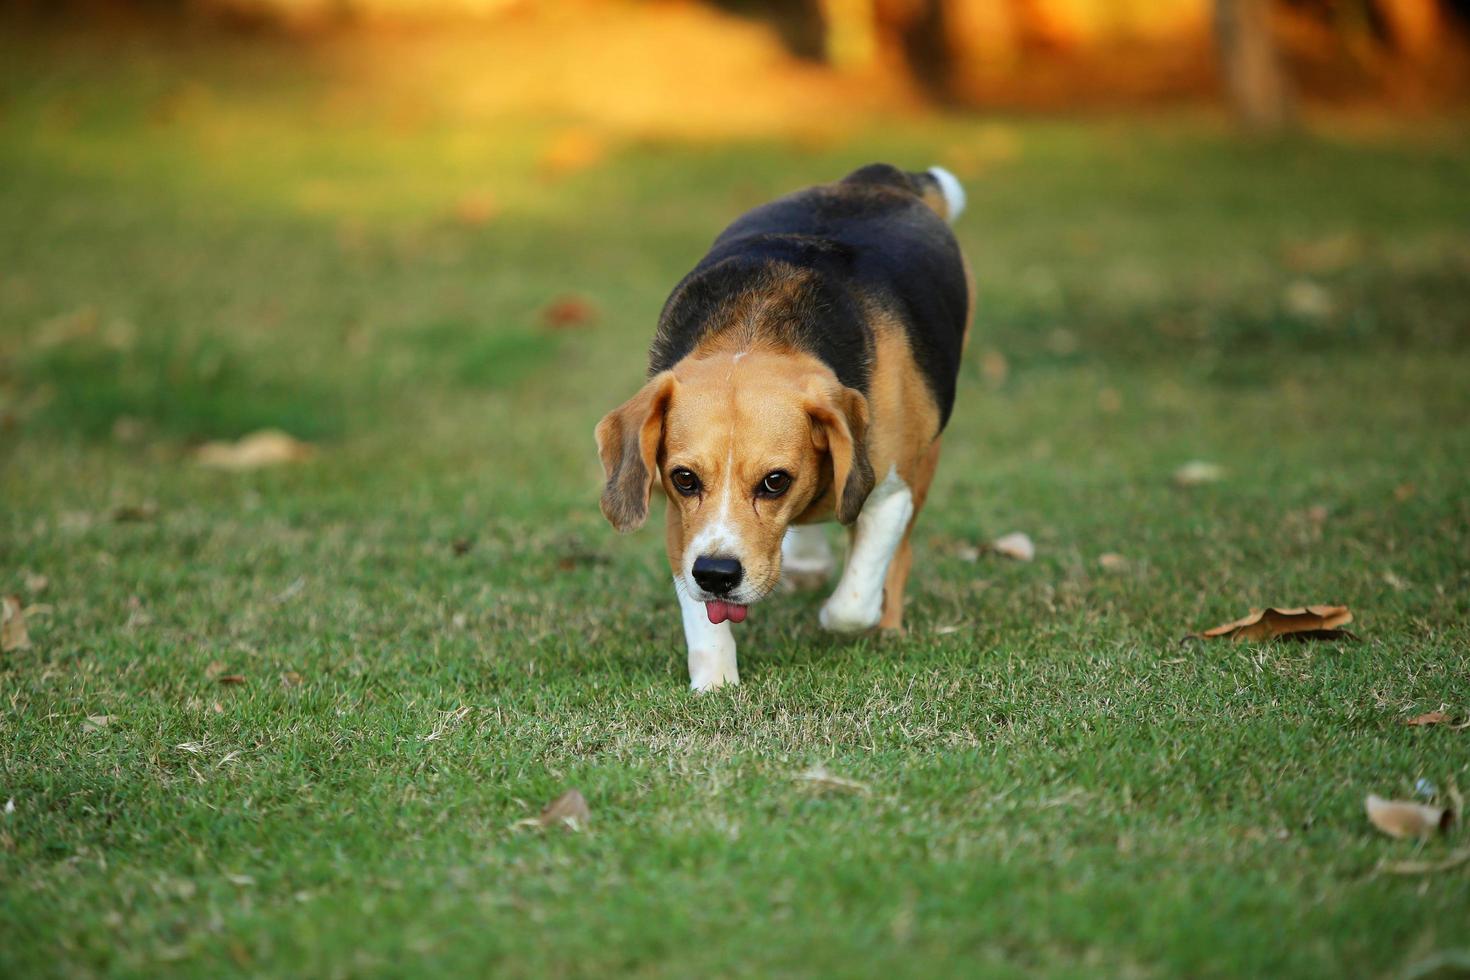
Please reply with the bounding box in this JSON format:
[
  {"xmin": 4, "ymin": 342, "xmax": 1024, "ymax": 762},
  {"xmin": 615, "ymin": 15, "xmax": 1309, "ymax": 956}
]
[{"xmin": 692, "ymin": 556, "xmax": 743, "ymax": 596}]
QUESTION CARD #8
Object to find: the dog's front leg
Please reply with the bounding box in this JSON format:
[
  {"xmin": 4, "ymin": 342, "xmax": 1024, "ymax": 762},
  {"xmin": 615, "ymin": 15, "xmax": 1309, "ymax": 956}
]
[{"xmin": 675, "ymin": 577, "xmax": 739, "ymax": 691}]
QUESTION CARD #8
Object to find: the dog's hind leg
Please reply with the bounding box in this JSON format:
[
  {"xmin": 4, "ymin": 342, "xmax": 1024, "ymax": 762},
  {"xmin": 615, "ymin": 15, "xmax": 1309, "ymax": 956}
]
[
  {"xmin": 819, "ymin": 466, "xmax": 914, "ymax": 633},
  {"xmin": 781, "ymin": 524, "xmax": 834, "ymax": 591},
  {"xmin": 877, "ymin": 437, "xmax": 943, "ymax": 632}
]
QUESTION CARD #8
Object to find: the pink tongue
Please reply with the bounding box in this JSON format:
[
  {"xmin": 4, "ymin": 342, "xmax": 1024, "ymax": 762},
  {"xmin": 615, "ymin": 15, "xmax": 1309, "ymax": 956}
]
[{"xmin": 705, "ymin": 600, "xmax": 748, "ymax": 625}]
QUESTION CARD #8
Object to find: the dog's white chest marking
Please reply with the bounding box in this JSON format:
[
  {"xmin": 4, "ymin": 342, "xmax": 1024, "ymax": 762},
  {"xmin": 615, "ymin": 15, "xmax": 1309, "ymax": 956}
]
[
  {"xmin": 676, "ymin": 576, "xmax": 739, "ymax": 691},
  {"xmin": 820, "ymin": 466, "xmax": 913, "ymax": 632}
]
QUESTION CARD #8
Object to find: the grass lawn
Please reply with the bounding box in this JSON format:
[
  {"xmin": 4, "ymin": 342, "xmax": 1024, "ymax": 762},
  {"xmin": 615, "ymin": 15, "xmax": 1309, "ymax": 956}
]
[{"xmin": 2, "ymin": 28, "xmax": 1469, "ymax": 978}]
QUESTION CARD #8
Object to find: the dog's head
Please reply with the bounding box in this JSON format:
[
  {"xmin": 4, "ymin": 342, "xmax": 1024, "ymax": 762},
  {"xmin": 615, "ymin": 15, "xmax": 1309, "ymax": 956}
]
[{"xmin": 595, "ymin": 348, "xmax": 872, "ymax": 623}]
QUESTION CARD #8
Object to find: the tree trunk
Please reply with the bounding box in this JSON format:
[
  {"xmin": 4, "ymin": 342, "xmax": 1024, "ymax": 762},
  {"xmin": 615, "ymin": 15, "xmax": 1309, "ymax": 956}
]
[{"xmin": 1214, "ymin": 0, "xmax": 1294, "ymax": 130}]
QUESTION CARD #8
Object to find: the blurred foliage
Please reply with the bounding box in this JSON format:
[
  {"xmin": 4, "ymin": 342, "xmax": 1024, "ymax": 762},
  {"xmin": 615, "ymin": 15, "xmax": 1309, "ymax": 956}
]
[{"xmin": 5, "ymin": 0, "xmax": 1466, "ymax": 110}]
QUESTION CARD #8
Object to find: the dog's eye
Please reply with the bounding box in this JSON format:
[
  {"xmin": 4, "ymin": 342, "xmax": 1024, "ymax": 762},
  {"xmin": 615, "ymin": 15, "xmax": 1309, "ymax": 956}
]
[
  {"xmin": 670, "ymin": 468, "xmax": 701, "ymax": 496},
  {"xmin": 757, "ymin": 471, "xmax": 792, "ymax": 498}
]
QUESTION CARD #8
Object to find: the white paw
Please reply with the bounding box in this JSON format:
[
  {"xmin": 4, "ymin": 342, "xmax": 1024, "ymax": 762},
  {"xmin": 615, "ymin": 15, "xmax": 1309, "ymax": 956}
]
[
  {"xmin": 819, "ymin": 594, "xmax": 881, "ymax": 633},
  {"xmin": 690, "ymin": 669, "xmax": 739, "ymax": 693}
]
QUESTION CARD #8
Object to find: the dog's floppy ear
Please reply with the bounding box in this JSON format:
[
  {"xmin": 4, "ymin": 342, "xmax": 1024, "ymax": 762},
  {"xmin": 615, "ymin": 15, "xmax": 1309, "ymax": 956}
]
[
  {"xmin": 595, "ymin": 371, "xmax": 677, "ymax": 533},
  {"xmin": 806, "ymin": 378, "xmax": 873, "ymax": 525}
]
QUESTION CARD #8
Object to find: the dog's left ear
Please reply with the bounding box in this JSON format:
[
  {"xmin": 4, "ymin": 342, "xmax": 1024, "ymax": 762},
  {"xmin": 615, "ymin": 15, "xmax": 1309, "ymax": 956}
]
[
  {"xmin": 595, "ymin": 371, "xmax": 677, "ymax": 533},
  {"xmin": 806, "ymin": 377, "xmax": 873, "ymax": 525}
]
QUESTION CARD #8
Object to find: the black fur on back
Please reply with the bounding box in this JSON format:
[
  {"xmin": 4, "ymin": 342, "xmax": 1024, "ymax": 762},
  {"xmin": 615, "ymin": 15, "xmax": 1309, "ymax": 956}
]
[{"xmin": 648, "ymin": 163, "xmax": 970, "ymax": 428}]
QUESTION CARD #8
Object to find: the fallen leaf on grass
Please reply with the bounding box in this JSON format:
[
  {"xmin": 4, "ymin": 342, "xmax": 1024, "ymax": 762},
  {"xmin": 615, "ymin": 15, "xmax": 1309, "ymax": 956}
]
[
  {"xmin": 1403, "ymin": 711, "xmax": 1452, "ymax": 727},
  {"xmin": 2, "ymin": 596, "xmax": 30, "ymax": 652},
  {"xmin": 217, "ymin": 674, "xmax": 246, "ymax": 686},
  {"xmin": 991, "ymin": 532, "xmax": 1035, "ymax": 562},
  {"xmin": 111, "ymin": 415, "xmax": 147, "ymax": 444},
  {"xmin": 796, "ymin": 766, "xmax": 870, "ymax": 795},
  {"xmin": 1377, "ymin": 848, "xmax": 1470, "ymax": 876},
  {"xmin": 1283, "ymin": 279, "xmax": 1334, "ymax": 319},
  {"xmin": 451, "ymin": 537, "xmax": 473, "ymax": 556},
  {"xmin": 111, "ymin": 502, "xmax": 159, "ymax": 523},
  {"xmin": 980, "ymin": 349, "xmax": 1008, "ymax": 386},
  {"xmin": 23, "ymin": 572, "xmax": 48, "ymax": 595},
  {"xmin": 280, "ymin": 671, "xmax": 303, "ymax": 688},
  {"xmin": 82, "ymin": 715, "xmax": 112, "ymax": 732},
  {"xmin": 194, "ymin": 430, "xmax": 315, "ymax": 470},
  {"xmin": 1365, "ymin": 794, "xmax": 1452, "ymax": 839},
  {"xmin": 540, "ymin": 295, "xmax": 598, "ymax": 331},
  {"xmin": 1382, "ymin": 571, "xmax": 1411, "ymax": 591},
  {"xmin": 1173, "ymin": 461, "xmax": 1224, "ymax": 487},
  {"xmin": 515, "ymin": 789, "xmax": 591, "ymax": 832},
  {"xmin": 1198, "ymin": 605, "xmax": 1354, "ymax": 642},
  {"xmin": 1097, "ymin": 552, "xmax": 1128, "ymax": 571}
]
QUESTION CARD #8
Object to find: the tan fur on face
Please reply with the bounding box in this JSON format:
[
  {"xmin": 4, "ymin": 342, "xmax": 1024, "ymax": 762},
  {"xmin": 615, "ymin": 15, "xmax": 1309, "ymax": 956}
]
[{"xmin": 654, "ymin": 344, "xmax": 866, "ymax": 604}]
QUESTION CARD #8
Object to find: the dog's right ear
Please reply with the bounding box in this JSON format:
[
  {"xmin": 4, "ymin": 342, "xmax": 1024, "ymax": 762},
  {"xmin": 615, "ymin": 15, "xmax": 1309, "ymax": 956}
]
[{"xmin": 594, "ymin": 371, "xmax": 677, "ymax": 533}]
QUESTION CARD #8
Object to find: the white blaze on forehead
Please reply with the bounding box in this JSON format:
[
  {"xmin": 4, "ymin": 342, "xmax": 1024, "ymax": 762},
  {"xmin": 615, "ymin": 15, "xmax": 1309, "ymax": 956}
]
[
  {"xmin": 676, "ymin": 576, "xmax": 739, "ymax": 691},
  {"xmin": 686, "ymin": 446, "xmax": 739, "ymax": 566}
]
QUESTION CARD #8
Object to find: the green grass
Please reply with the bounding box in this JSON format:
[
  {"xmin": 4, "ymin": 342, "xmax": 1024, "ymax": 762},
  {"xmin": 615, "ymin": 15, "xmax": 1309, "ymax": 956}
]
[{"xmin": 3, "ymin": 28, "xmax": 1469, "ymax": 979}]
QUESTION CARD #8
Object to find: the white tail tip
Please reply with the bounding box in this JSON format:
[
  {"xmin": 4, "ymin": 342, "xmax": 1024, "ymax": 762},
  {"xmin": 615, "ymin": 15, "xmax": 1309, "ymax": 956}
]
[{"xmin": 927, "ymin": 165, "xmax": 966, "ymax": 223}]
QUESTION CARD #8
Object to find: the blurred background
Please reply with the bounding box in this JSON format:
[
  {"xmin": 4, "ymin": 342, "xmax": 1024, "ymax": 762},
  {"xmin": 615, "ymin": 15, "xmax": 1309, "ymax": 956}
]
[
  {"xmin": 1, "ymin": 0, "xmax": 1467, "ymax": 533},
  {"xmin": 4, "ymin": 9, "xmax": 1469, "ymax": 972}
]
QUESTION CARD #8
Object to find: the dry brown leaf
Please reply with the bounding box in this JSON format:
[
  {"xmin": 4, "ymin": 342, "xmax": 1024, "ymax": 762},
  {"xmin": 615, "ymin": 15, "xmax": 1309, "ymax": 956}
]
[
  {"xmin": 195, "ymin": 430, "xmax": 315, "ymax": 471},
  {"xmin": 1403, "ymin": 711, "xmax": 1452, "ymax": 727},
  {"xmin": 111, "ymin": 415, "xmax": 147, "ymax": 444},
  {"xmin": 991, "ymin": 532, "xmax": 1035, "ymax": 562},
  {"xmin": 204, "ymin": 660, "xmax": 228, "ymax": 680},
  {"xmin": 280, "ymin": 671, "xmax": 304, "ymax": 688},
  {"xmin": 1199, "ymin": 605, "xmax": 1353, "ymax": 643},
  {"xmin": 111, "ymin": 501, "xmax": 158, "ymax": 523},
  {"xmin": 217, "ymin": 674, "xmax": 247, "ymax": 686},
  {"xmin": 1282, "ymin": 233, "xmax": 1363, "ymax": 274},
  {"xmin": 23, "ymin": 572, "xmax": 48, "ymax": 595},
  {"xmin": 540, "ymin": 295, "xmax": 598, "ymax": 331},
  {"xmin": 980, "ymin": 349, "xmax": 1008, "ymax": 386},
  {"xmin": 1376, "ymin": 848, "xmax": 1470, "ymax": 876},
  {"xmin": 1283, "ymin": 279, "xmax": 1333, "ymax": 319},
  {"xmin": 1365, "ymin": 794, "xmax": 1452, "ymax": 839},
  {"xmin": 81, "ymin": 714, "xmax": 112, "ymax": 733},
  {"xmin": 796, "ymin": 766, "xmax": 870, "ymax": 795},
  {"xmin": 1097, "ymin": 552, "xmax": 1128, "ymax": 571},
  {"xmin": 516, "ymin": 789, "xmax": 591, "ymax": 832},
  {"xmin": 2, "ymin": 596, "xmax": 30, "ymax": 652},
  {"xmin": 1173, "ymin": 460, "xmax": 1224, "ymax": 487}
]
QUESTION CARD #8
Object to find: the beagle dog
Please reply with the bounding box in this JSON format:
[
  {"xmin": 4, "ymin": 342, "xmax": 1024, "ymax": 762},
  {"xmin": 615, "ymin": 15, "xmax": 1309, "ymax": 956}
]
[{"xmin": 596, "ymin": 163, "xmax": 971, "ymax": 690}]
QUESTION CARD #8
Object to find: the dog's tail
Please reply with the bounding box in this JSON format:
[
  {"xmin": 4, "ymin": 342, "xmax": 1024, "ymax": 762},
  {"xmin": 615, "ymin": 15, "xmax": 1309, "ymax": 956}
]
[
  {"xmin": 913, "ymin": 166, "xmax": 966, "ymax": 224},
  {"xmin": 839, "ymin": 163, "xmax": 966, "ymax": 224}
]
